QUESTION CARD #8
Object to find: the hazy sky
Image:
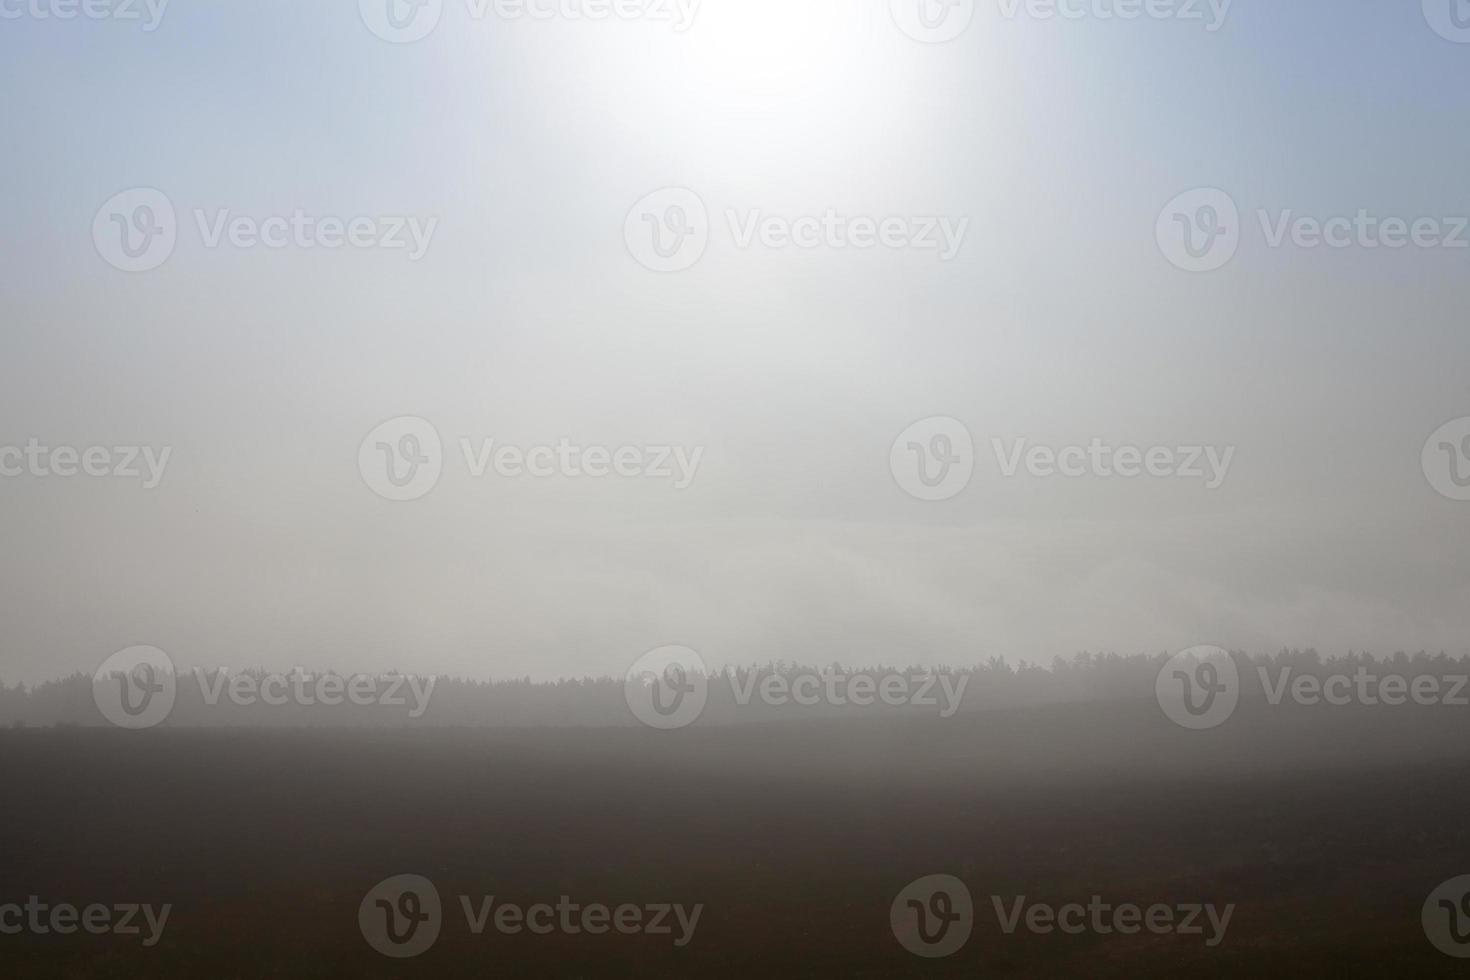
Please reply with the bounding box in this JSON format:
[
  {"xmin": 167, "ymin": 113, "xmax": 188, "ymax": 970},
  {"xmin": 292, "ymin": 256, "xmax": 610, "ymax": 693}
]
[{"xmin": 2, "ymin": 0, "xmax": 1469, "ymax": 684}]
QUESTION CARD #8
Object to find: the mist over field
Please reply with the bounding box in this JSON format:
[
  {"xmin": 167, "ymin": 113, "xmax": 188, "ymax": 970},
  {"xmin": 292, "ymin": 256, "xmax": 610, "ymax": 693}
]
[{"xmin": 4, "ymin": 0, "xmax": 1470, "ymax": 975}]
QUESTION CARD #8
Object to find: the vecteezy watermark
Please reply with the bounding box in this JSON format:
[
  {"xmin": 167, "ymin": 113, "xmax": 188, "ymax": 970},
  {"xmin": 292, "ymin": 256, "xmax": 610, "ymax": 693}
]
[
  {"xmin": 358, "ymin": 417, "xmax": 705, "ymax": 502},
  {"xmin": 1424, "ymin": 875, "xmax": 1470, "ymax": 958},
  {"xmin": 890, "ymin": 876, "xmax": 1233, "ymax": 957},
  {"xmin": 990, "ymin": 895, "xmax": 1234, "ymax": 947},
  {"xmin": 1257, "ymin": 209, "xmax": 1469, "ymax": 252},
  {"xmin": 1158, "ymin": 647, "xmax": 1470, "ymax": 731},
  {"xmin": 358, "ymin": 0, "xmax": 699, "ymax": 44},
  {"xmin": 1156, "ymin": 188, "xmax": 1240, "ymax": 273},
  {"xmin": 728, "ymin": 211, "xmax": 968, "ymax": 261},
  {"xmin": 891, "ymin": 417, "xmax": 975, "ymax": 502},
  {"xmin": 624, "ymin": 646, "xmax": 709, "ymax": 730},
  {"xmin": 622, "ymin": 647, "xmax": 970, "ymax": 730},
  {"xmin": 891, "ymin": 420, "xmax": 1235, "ymax": 502},
  {"xmin": 1158, "ymin": 187, "xmax": 1470, "ymax": 273},
  {"xmin": 1423, "ymin": 417, "xmax": 1470, "ymax": 502},
  {"xmin": 358, "ymin": 0, "xmax": 443, "ymax": 42},
  {"xmin": 0, "ymin": 0, "xmax": 168, "ymax": 30},
  {"xmin": 889, "ymin": 0, "xmax": 975, "ymax": 43},
  {"xmin": 92, "ymin": 647, "xmax": 437, "ymax": 729},
  {"xmin": 624, "ymin": 188, "xmax": 969, "ymax": 273},
  {"xmin": 727, "ymin": 668, "xmax": 968, "ymax": 718},
  {"xmin": 1423, "ymin": 0, "xmax": 1470, "ymax": 44},
  {"xmin": 0, "ymin": 440, "xmax": 172, "ymax": 489},
  {"xmin": 1155, "ymin": 645, "xmax": 1239, "ymax": 730},
  {"xmin": 92, "ymin": 646, "xmax": 178, "ymax": 729},
  {"xmin": 995, "ymin": 0, "xmax": 1231, "ymax": 30},
  {"xmin": 459, "ymin": 437, "xmax": 701, "ymax": 488},
  {"xmin": 192, "ymin": 209, "xmax": 436, "ymax": 260},
  {"xmin": 891, "ymin": 0, "xmax": 1229, "ymax": 43},
  {"xmin": 0, "ymin": 898, "xmax": 171, "ymax": 947},
  {"xmin": 992, "ymin": 437, "xmax": 1234, "ymax": 489},
  {"xmin": 359, "ymin": 875, "xmax": 703, "ymax": 958},
  {"xmin": 623, "ymin": 188, "xmax": 708, "ymax": 273},
  {"xmin": 1258, "ymin": 666, "xmax": 1469, "ymax": 709},
  {"xmin": 92, "ymin": 188, "xmax": 438, "ymax": 273},
  {"xmin": 360, "ymin": 875, "xmax": 442, "ymax": 959},
  {"xmin": 890, "ymin": 875, "xmax": 974, "ymax": 958},
  {"xmin": 460, "ymin": 895, "xmax": 701, "ymax": 947},
  {"xmin": 189, "ymin": 668, "xmax": 436, "ymax": 718},
  {"xmin": 358, "ymin": 417, "xmax": 444, "ymax": 502},
  {"xmin": 92, "ymin": 188, "xmax": 176, "ymax": 273}
]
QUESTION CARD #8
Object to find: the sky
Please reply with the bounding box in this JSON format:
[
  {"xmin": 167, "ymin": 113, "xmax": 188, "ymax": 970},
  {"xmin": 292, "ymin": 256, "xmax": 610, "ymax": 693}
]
[{"xmin": 1, "ymin": 0, "xmax": 1469, "ymax": 684}]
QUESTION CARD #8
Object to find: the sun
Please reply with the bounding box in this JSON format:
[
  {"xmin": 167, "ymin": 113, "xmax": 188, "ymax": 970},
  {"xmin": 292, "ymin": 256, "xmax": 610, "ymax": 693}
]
[{"xmin": 682, "ymin": 0, "xmax": 880, "ymax": 100}]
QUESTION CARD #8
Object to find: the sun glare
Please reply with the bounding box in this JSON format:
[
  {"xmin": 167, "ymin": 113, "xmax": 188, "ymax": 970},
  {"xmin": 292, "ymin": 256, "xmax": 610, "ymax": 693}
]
[{"xmin": 684, "ymin": 0, "xmax": 880, "ymax": 99}]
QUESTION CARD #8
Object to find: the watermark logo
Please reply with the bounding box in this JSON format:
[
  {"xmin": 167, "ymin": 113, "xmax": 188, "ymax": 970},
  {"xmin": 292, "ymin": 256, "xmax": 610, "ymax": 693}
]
[
  {"xmin": 1258, "ymin": 666, "xmax": 1468, "ymax": 708},
  {"xmin": 890, "ymin": 0, "xmax": 975, "ymax": 43},
  {"xmin": 359, "ymin": 417, "xmax": 443, "ymax": 502},
  {"xmin": 459, "ymin": 437, "xmax": 703, "ymax": 488},
  {"xmin": 0, "ymin": 0, "xmax": 169, "ymax": 30},
  {"xmin": 992, "ymin": 895, "xmax": 1233, "ymax": 946},
  {"xmin": 992, "ymin": 437, "xmax": 1234, "ymax": 488},
  {"xmin": 996, "ymin": 0, "xmax": 1230, "ymax": 30},
  {"xmin": 461, "ymin": 893, "xmax": 702, "ymax": 945},
  {"xmin": 893, "ymin": 423, "xmax": 1233, "ymax": 498},
  {"xmin": 96, "ymin": 190, "xmax": 437, "ymax": 270},
  {"xmin": 192, "ymin": 209, "xmax": 437, "ymax": 259},
  {"xmin": 1258, "ymin": 210, "xmax": 1468, "ymax": 251},
  {"xmin": 626, "ymin": 189, "xmax": 969, "ymax": 272},
  {"xmin": 479, "ymin": 0, "xmax": 699, "ymax": 28},
  {"xmin": 0, "ymin": 898, "xmax": 171, "ymax": 946},
  {"xmin": 1424, "ymin": 875, "xmax": 1470, "ymax": 958},
  {"xmin": 892, "ymin": 876, "xmax": 1233, "ymax": 954},
  {"xmin": 1163, "ymin": 189, "xmax": 1470, "ymax": 272},
  {"xmin": 891, "ymin": 874, "xmax": 973, "ymax": 958},
  {"xmin": 1156, "ymin": 645, "xmax": 1239, "ymax": 730},
  {"xmin": 0, "ymin": 440, "xmax": 172, "ymax": 488},
  {"xmin": 625, "ymin": 188, "xmax": 708, "ymax": 273},
  {"xmin": 891, "ymin": 417, "xmax": 974, "ymax": 502},
  {"xmin": 729, "ymin": 668, "xmax": 968, "ymax": 718},
  {"xmin": 359, "ymin": 0, "xmax": 443, "ymax": 42},
  {"xmin": 193, "ymin": 668, "xmax": 437, "ymax": 717},
  {"xmin": 726, "ymin": 210, "xmax": 968, "ymax": 260},
  {"xmin": 93, "ymin": 188, "xmax": 176, "ymax": 273},
  {"xmin": 1424, "ymin": 0, "xmax": 1470, "ymax": 43},
  {"xmin": 1157, "ymin": 188, "xmax": 1239, "ymax": 273},
  {"xmin": 624, "ymin": 659, "xmax": 968, "ymax": 727},
  {"xmin": 624, "ymin": 645, "xmax": 709, "ymax": 730},
  {"xmin": 362, "ymin": 875, "xmax": 702, "ymax": 953},
  {"xmin": 361, "ymin": 0, "xmax": 698, "ymax": 41},
  {"xmin": 360, "ymin": 875, "xmax": 443, "ymax": 958},
  {"xmin": 361, "ymin": 420, "xmax": 704, "ymax": 500},
  {"xmin": 1423, "ymin": 417, "xmax": 1470, "ymax": 502},
  {"xmin": 92, "ymin": 646, "xmax": 177, "ymax": 730}
]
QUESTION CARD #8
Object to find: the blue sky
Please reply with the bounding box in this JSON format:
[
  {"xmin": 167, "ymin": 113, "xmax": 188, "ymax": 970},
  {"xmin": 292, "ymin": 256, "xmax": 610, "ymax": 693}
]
[{"xmin": 2, "ymin": 0, "xmax": 1469, "ymax": 683}]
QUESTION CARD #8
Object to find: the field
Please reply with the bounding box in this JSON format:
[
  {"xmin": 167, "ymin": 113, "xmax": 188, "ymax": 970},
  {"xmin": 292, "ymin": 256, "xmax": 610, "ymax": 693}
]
[{"xmin": 2, "ymin": 697, "xmax": 1468, "ymax": 977}]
